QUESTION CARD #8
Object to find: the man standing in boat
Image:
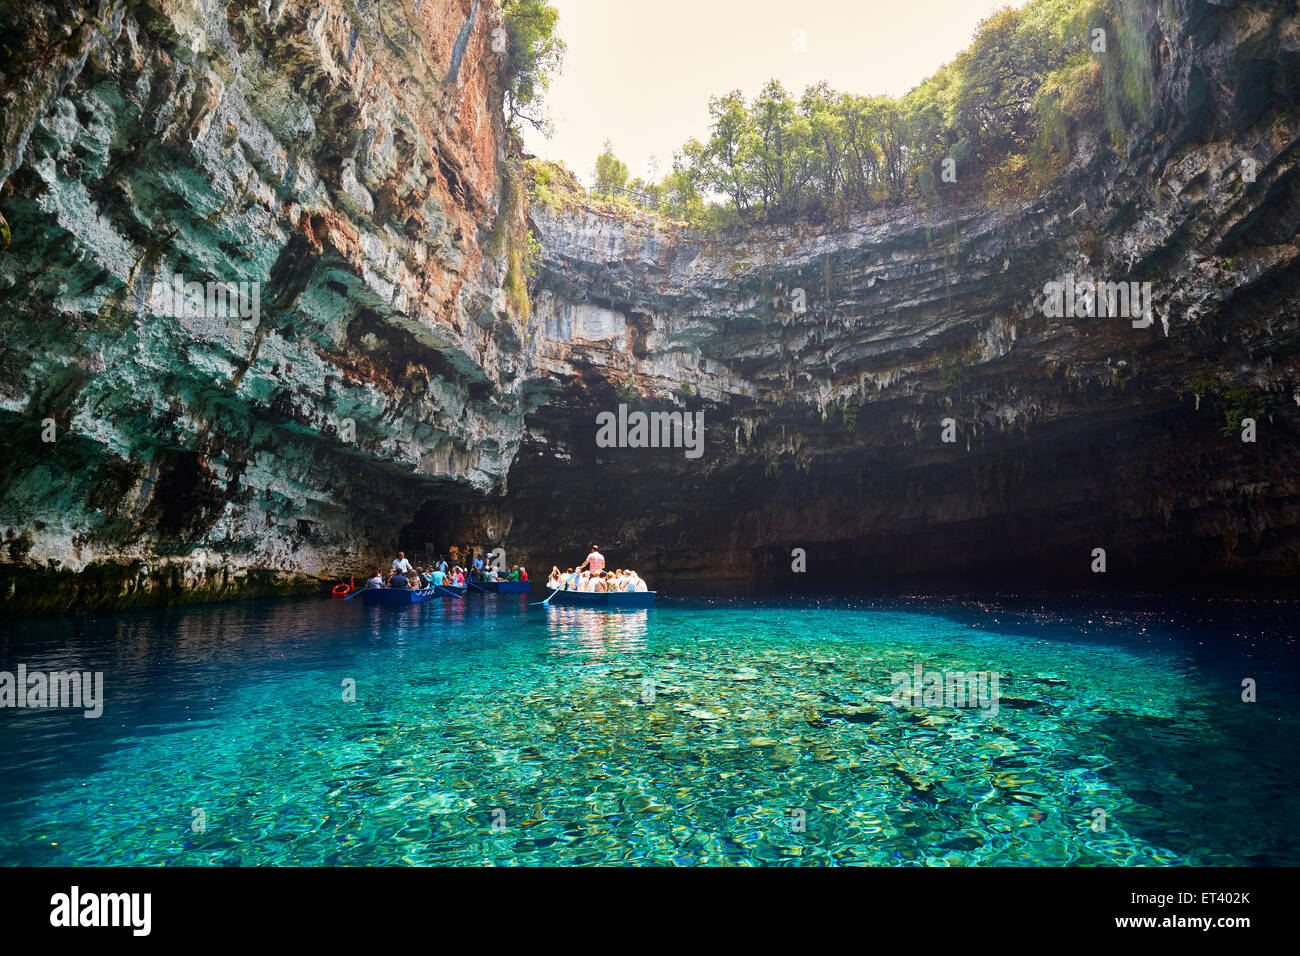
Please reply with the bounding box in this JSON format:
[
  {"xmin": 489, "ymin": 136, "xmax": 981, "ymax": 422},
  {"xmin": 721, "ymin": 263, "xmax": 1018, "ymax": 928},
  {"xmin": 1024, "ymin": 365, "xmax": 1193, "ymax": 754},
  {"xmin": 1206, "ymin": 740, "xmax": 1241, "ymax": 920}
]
[
  {"xmin": 580, "ymin": 545, "xmax": 605, "ymax": 575},
  {"xmin": 392, "ymin": 552, "xmax": 413, "ymax": 575}
]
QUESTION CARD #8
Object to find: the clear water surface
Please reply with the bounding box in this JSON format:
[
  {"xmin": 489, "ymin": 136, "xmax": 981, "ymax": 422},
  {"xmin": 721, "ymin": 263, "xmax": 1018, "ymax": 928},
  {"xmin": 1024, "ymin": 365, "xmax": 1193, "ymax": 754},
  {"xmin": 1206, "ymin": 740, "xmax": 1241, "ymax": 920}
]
[{"xmin": 0, "ymin": 590, "xmax": 1296, "ymax": 866}]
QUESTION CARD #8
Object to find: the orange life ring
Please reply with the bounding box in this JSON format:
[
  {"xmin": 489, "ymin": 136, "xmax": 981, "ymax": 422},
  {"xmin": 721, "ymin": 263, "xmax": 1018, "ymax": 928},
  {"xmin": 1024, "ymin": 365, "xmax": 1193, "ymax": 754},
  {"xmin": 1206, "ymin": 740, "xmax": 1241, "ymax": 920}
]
[{"xmin": 331, "ymin": 583, "xmax": 352, "ymax": 598}]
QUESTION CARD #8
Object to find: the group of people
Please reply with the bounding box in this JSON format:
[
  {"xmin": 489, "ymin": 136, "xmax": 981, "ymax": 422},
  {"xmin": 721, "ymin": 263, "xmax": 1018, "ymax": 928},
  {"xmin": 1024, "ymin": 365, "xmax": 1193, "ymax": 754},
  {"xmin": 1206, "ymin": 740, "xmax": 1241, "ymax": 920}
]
[
  {"xmin": 364, "ymin": 552, "xmax": 529, "ymax": 590},
  {"xmin": 356, "ymin": 545, "xmax": 657, "ymax": 594},
  {"xmin": 547, "ymin": 546, "xmax": 649, "ymax": 593}
]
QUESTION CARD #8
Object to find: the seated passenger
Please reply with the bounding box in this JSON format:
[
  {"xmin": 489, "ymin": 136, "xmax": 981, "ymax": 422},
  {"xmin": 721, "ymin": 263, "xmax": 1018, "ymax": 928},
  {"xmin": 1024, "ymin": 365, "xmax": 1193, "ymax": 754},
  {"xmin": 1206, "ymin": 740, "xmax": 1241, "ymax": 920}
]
[
  {"xmin": 389, "ymin": 570, "xmax": 409, "ymax": 589},
  {"xmin": 430, "ymin": 566, "xmax": 446, "ymax": 587},
  {"xmin": 366, "ymin": 569, "xmax": 384, "ymax": 589},
  {"xmin": 454, "ymin": 567, "xmax": 466, "ymax": 586}
]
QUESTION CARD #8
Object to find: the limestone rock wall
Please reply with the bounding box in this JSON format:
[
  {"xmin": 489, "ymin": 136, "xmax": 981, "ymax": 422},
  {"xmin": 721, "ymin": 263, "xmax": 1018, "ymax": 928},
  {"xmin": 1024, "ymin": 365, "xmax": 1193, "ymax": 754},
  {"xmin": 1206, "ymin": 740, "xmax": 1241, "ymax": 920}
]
[
  {"xmin": 502, "ymin": 0, "xmax": 1300, "ymax": 585},
  {"xmin": 0, "ymin": 0, "xmax": 536, "ymax": 612}
]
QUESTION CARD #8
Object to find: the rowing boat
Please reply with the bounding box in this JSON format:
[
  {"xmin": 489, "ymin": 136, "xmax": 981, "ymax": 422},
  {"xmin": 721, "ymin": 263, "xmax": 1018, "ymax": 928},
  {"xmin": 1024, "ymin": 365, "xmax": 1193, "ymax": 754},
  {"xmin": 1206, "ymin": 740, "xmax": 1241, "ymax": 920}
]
[
  {"xmin": 357, "ymin": 587, "xmax": 437, "ymax": 605},
  {"xmin": 356, "ymin": 585, "xmax": 466, "ymax": 604},
  {"xmin": 547, "ymin": 589, "xmax": 655, "ymax": 609},
  {"xmin": 470, "ymin": 580, "xmax": 530, "ymax": 594}
]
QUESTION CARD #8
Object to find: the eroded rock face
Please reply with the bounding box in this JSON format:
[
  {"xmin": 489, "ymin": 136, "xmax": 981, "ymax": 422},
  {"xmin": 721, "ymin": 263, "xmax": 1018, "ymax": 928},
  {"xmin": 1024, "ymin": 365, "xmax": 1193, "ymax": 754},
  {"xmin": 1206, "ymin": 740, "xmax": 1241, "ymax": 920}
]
[
  {"xmin": 499, "ymin": 0, "xmax": 1300, "ymax": 586},
  {"xmin": 1, "ymin": 0, "xmax": 1297, "ymax": 616},
  {"xmin": 0, "ymin": 0, "xmax": 535, "ymax": 612}
]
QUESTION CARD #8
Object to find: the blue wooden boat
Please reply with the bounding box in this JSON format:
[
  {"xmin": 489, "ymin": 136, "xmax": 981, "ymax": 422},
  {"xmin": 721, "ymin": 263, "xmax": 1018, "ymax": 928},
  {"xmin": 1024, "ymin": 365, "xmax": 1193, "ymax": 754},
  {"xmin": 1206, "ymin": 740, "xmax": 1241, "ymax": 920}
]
[
  {"xmin": 548, "ymin": 589, "xmax": 655, "ymax": 609},
  {"xmin": 356, "ymin": 584, "xmax": 465, "ymax": 604},
  {"xmin": 357, "ymin": 587, "xmax": 437, "ymax": 605},
  {"xmin": 470, "ymin": 580, "xmax": 531, "ymax": 594}
]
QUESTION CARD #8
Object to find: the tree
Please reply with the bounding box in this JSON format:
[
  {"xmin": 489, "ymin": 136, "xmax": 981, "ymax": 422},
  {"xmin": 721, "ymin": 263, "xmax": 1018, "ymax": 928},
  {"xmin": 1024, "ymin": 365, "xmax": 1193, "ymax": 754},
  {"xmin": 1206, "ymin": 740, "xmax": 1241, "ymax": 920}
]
[
  {"xmin": 652, "ymin": 0, "xmax": 1123, "ymax": 221},
  {"xmin": 593, "ymin": 140, "xmax": 629, "ymax": 196},
  {"xmin": 660, "ymin": 139, "xmax": 708, "ymax": 220},
  {"xmin": 750, "ymin": 80, "xmax": 813, "ymax": 218},
  {"xmin": 704, "ymin": 90, "xmax": 758, "ymax": 214},
  {"xmin": 501, "ymin": 0, "xmax": 565, "ymax": 135},
  {"xmin": 801, "ymin": 82, "xmax": 846, "ymax": 216}
]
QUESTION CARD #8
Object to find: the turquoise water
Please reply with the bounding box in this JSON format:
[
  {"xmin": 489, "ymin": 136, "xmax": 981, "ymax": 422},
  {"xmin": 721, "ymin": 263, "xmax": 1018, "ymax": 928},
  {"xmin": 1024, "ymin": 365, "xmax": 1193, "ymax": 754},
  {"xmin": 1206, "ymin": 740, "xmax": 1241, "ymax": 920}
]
[{"xmin": 0, "ymin": 592, "xmax": 1296, "ymax": 866}]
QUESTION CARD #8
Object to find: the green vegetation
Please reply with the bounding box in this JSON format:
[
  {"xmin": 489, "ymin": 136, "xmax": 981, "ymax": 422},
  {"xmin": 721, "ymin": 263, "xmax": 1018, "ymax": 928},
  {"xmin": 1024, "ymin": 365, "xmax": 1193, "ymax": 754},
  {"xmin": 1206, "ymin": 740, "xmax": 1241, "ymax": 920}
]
[
  {"xmin": 593, "ymin": 140, "xmax": 630, "ymax": 195},
  {"xmin": 577, "ymin": 0, "xmax": 1155, "ymax": 226},
  {"xmin": 1216, "ymin": 385, "xmax": 1264, "ymax": 438},
  {"xmin": 1190, "ymin": 379, "xmax": 1269, "ymax": 437},
  {"xmin": 831, "ymin": 404, "xmax": 859, "ymax": 432},
  {"xmin": 527, "ymin": 157, "xmax": 585, "ymax": 211},
  {"xmin": 491, "ymin": 158, "xmax": 537, "ymax": 321},
  {"xmin": 501, "ymin": 0, "xmax": 565, "ymax": 136}
]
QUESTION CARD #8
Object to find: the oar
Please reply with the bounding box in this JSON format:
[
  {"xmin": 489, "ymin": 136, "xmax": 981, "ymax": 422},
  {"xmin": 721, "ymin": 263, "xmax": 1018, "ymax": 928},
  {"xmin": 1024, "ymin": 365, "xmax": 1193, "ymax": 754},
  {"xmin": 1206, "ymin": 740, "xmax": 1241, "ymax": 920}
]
[
  {"xmin": 435, "ymin": 584, "xmax": 465, "ymax": 600},
  {"xmin": 531, "ymin": 567, "xmax": 582, "ymax": 606},
  {"xmin": 467, "ymin": 580, "xmax": 491, "ymax": 593}
]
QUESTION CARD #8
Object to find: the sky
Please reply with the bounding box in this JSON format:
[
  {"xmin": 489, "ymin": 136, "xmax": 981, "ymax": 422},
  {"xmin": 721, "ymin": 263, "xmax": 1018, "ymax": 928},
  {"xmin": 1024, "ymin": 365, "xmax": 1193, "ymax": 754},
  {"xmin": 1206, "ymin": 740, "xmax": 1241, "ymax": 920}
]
[{"xmin": 521, "ymin": 0, "xmax": 1031, "ymax": 186}]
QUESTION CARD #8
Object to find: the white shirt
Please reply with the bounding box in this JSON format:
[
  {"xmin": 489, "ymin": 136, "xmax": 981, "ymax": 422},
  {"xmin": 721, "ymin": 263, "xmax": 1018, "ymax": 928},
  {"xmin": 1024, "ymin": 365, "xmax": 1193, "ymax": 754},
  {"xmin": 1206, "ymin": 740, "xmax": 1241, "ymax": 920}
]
[
  {"xmin": 633, "ymin": 578, "xmax": 648, "ymax": 592},
  {"xmin": 392, "ymin": 558, "xmax": 412, "ymax": 573}
]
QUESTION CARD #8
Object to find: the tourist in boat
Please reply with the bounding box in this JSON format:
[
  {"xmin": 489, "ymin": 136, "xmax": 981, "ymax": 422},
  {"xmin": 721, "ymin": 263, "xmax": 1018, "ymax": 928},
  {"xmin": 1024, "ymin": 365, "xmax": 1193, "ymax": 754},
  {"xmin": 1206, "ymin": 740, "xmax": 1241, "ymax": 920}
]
[
  {"xmin": 430, "ymin": 565, "xmax": 446, "ymax": 588},
  {"xmin": 453, "ymin": 567, "xmax": 466, "ymax": 586},
  {"xmin": 628, "ymin": 570, "xmax": 648, "ymax": 593},
  {"xmin": 389, "ymin": 568, "xmax": 410, "ymax": 589},
  {"xmin": 580, "ymin": 545, "xmax": 605, "ymax": 575},
  {"xmin": 547, "ymin": 567, "xmax": 560, "ymax": 587},
  {"xmin": 520, "ymin": 567, "xmax": 529, "ymax": 582},
  {"xmin": 366, "ymin": 568, "xmax": 384, "ymax": 589},
  {"xmin": 392, "ymin": 552, "xmax": 413, "ymax": 574}
]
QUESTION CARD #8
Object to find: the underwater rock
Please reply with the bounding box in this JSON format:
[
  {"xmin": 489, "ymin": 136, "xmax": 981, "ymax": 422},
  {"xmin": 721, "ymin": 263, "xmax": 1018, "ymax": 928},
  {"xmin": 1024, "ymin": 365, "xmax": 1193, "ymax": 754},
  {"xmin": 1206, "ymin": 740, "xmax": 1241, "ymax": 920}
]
[{"xmin": 820, "ymin": 706, "xmax": 883, "ymax": 724}]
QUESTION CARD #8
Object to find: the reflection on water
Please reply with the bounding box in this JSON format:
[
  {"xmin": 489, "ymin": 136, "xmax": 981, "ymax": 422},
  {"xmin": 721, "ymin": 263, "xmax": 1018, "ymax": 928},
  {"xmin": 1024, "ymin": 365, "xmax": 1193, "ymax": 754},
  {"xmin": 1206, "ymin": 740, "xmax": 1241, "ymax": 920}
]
[
  {"xmin": 0, "ymin": 592, "xmax": 1296, "ymax": 866},
  {"xmin": 545, "ymin": 607, "xmax": 650, "ymax": 657}
]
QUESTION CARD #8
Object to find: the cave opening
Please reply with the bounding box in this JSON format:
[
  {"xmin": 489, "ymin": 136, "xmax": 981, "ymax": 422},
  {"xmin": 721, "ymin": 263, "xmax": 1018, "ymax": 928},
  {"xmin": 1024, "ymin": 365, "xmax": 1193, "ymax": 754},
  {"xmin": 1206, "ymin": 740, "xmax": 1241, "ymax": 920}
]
[{"xmin": 396, "ymin": 499, "xmax": 485, "ymax": 567}]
